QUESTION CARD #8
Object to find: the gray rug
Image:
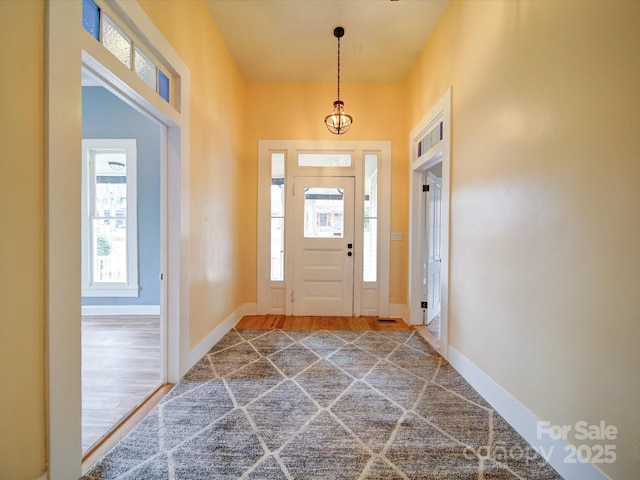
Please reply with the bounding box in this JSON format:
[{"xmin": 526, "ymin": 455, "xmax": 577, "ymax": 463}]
[{"xmin": 83, "ymin": 328, "xmax": 562, "ymax": 479}]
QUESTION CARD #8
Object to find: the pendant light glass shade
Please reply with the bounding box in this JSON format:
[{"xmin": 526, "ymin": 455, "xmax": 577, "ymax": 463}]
[
  {"xmin": 324, "ymin": 100, "xmax": 353, "ymax": 135},
  {"xmin": 325, "ymin": 27, "xmax": 352, "ymax": 135}
]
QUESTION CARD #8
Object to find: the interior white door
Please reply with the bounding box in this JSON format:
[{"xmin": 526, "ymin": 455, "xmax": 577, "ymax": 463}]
[
  {"xmin": 293, "ymin": 176, "xmax": 354, "ymax": 316},
  {"xmin": 427, "ymin": 171, "xmax": 442, "ymax": 323}
]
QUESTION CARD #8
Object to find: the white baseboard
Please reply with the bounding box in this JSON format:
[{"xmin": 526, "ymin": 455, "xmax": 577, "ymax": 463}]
[
  {"xmin": 188, "ymin": 303, "xmax": 256, "ymax": 369},
  {"xmin": 242, "ymin": 302, "xmax": 257, "ymax": 316},
  {"xmin": 389, "ymin": 303, "xmax": 408, "ymax": 322},
  {"xmin": 448, "ymin": 346, "xmax": 610, "ymax": 480},
  {"xmin": 81, "ymin": 305, "xmax": 161, "ymax": 316}
]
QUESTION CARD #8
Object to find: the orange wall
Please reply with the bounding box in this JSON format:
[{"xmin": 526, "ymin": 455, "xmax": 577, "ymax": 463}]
[
  {"xmin": 138, "ymin": 0, "xmax": 246, "ymax": 347},
  {"xmin": 0, "ymin": 1, "xmax": 47, "ymax": 478},
  {"xmin": 407, "ymin": 1, "xmax": 640, "ymax": 478},
  {"xmin": 242, "ymin": 82, "xmax": 408, "ymax": 305}
]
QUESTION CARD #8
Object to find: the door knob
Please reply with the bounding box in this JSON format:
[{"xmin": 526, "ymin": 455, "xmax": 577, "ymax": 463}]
[{"xmin": 347, "ymin": 252, "xmax": 353, "ymax": 256}]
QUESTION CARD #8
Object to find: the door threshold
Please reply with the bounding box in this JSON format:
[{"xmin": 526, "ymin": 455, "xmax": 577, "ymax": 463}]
[
  {"xmin": 413, "ymin": 325, "xmax": 441, "ymax": 353},
  {"xmin": 82, "ymin": 384, "xmax": 173, "ymax": 473}
]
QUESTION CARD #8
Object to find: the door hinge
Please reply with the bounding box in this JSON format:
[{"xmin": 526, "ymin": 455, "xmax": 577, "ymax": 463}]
[
  {"xmin": 160, "ymin": 273, "xmax": 164, "ymax": 280},
  {"xmin": 421, "ymin": 301, "xmax": 428, "ymax": 309},
  {"xmin": 422, "ymin": 185, "xmax": 430, "ymax": 192},
  {"xmin": 291, "ymin": 291, "xmax": 294, "ymax": 303}
]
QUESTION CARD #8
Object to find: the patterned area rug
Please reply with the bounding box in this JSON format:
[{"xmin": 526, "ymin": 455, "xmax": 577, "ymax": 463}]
[{"xmin": 84, "ymin": 328, "xmax": 561, "ymax": 479}]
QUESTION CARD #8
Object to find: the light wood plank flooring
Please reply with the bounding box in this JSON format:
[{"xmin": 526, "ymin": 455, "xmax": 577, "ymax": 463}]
[
  {"xmin": 82, "ymin": 315, "xmax": 161, "ymax": 453},
  {"xmin": 238, "ymin": 315, "xmax": 441, "ymax": 355},
  {"xmin": 236, "ymin": 314, "xmax": 412, "ymax": 331}
]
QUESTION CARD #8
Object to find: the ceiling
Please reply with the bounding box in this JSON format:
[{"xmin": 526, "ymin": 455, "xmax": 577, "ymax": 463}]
[{"xmin": 204, "ymin": 0, "xmax": 449, "ymax": 83}]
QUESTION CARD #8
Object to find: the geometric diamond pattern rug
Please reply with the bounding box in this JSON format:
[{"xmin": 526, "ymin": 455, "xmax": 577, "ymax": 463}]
[{"xmin": 83, "ymin": 328, "xmax": 562, "ymax": 479}]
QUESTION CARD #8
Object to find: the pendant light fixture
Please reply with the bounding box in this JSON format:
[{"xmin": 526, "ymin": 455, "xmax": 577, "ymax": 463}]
[{"xmin": 324, "ymin": 26, "xmax": 353, "ymax": 135}]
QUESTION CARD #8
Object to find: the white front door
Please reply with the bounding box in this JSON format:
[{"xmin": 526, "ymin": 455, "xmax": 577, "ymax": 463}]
[
  {"xmin": 426, "ymin": 171, "xmax": 442, "ymax": 323},
  {"xmin": 292, "ymin": 176, "xmax": 355, "ymax": 316}
]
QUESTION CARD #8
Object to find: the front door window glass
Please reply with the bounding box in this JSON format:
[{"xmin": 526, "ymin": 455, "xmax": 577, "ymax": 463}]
[{"xmin": 304, "ymin": 187, "xmax": 344, "ymax": 238}]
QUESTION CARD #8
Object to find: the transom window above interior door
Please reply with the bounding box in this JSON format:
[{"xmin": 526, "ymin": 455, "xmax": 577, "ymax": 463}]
[
  {"xmin": 298, "ymin": 153, "xmax": 352, "ymax": 167},
  {"xmin": 82, "ymin": 0, "xmax": 172, "ymax": 103}
]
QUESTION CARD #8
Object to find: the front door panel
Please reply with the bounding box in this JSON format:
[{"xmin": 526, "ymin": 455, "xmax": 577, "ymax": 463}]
[{"xmin": 293, "ymin": 176, "xmax": 354, "ymax": 316}]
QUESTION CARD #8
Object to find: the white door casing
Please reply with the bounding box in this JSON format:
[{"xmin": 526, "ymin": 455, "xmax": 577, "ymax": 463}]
[
  {"xmin": 47, "ymin": 2, "xmax": 191, "ymax": 477},
  {"xmin": 408, "ymin": 88, "xmax": 451, "ymax": 358},
  {"xmin": 292, "ymin": 176, "xmax": 355, "ymax": 316},
  {"xmin": 257, "ymin": 140, "xmax": 391, "ymax": 318},
  {"xmin": 426, "ymin": 171, "xmax": 442, "ymax": 323}
]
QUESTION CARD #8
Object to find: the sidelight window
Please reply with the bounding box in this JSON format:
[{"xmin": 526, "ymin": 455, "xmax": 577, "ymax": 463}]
[
  {"xmin": 363, "ymin": 153, "xmax": 378, "ymax": 281},
  {"xmin": 270, "ymin": 153, "xmax": 285, "ymax": 281}
]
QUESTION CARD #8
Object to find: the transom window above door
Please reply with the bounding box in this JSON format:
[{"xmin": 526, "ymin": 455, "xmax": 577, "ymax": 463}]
[
  {"xmin": 298, "ymin": 152, "xmax": 352, "ymax": 167},
  {"xmin": 82, "ymin": 0, "xmax": 173, "ymax": 103}
]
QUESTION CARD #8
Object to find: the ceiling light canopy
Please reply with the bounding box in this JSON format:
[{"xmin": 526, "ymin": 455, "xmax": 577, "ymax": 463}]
[{"xmin": 324, "ymin": 27, "xmax": 352, "ymax": 135}]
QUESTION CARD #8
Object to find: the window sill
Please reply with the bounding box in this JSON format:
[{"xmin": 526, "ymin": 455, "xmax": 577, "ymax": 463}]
[{"xmin": 82, "ymin": 285, "xmax": 140, "ymax": 298}]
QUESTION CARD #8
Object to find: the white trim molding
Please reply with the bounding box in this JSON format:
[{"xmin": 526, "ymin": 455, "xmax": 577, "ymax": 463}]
[
  {"xmin": 47, "ymin": 1, "xmax": 190, "ymax": 478},
  {"xmin": 448, "ymin": 347, "xmax": 611, "ymax": 480},
  {"xmin": 408, "ymin": 88, "xmax": 451, "ymax": 358},
  {"xmin": 257, "ymin": 140, "xmax": 391, "ymax": 318},
  {"xmin": 389, "ymin": 303, "xmax": 409, "ymax": 323},
  {"xmin": 188, "ymin": 303, "xmax": 257, "ymax": 368},
  {"xmin": 81, "ymin": 305, "xmax": 161, "ymax": 316}
]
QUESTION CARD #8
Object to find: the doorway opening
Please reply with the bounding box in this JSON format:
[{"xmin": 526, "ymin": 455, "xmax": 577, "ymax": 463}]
[
  {"xmin": 408, "ymin": 89, "xmax": 451, "ymax": 357},
  {"xmin": 421, "ymin": 164, "xmax": 443, "ymax": 340},
  {"xmin": 80, "ymin": 73, "xmax": 164, "ymax": 455},
  {"xmin": 47, "ymin": 2, "xmax": 191, "ymax": 476}
]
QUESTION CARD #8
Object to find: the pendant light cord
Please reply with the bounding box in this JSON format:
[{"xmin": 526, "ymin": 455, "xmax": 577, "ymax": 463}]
[
  {"xmin": 337, "ymin": 35, "xmax": 341, "ymax": 102},
  {"xmin": 325, "ymin": 26, "xmax": 352, "ymax": 135}
]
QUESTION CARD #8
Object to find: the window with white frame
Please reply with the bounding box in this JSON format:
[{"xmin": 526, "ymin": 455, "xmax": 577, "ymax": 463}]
[
  {"xmin": 363, "ymin": 153, "xmax": 378, "ymax": 281},
  {"xmin": 82, "ymin": 139, "xmax": 139, "ymax": 297},
  {"xmin": 270, "ymin": 152, "xmax": 285, "ymax": 281}
]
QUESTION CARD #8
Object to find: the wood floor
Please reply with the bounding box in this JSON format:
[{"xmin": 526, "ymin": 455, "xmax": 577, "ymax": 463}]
[
  {"xmin": 236, "ymin": 314, "xmax": 412, "ymax": 331},
  {"xmin": 81, "ymin": 313, "xmax": 425, "ymax": 464},
  {"xmin": 82, "ymin": 315, "xmax": 161, "ymax": 453}
]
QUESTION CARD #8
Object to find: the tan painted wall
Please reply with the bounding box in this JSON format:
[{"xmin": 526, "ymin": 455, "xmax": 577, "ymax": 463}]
[
  {"xmin": 0, "ymin": 2, "xmax": 47, "ymax": 479},
  {"xmin": 242, "ymin": 82, "xmax": 408, "ymax": 306},
  {"xmin": 4, "ymin": 1, "xmax": 637, "ymax": 478},
  {"xmin": 138, "ymin": 0, "xmax": 246, "ymax": 347},
  {"xmin": 407, "ymin": 1, "xmax": 640, "ymax": 478}
]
